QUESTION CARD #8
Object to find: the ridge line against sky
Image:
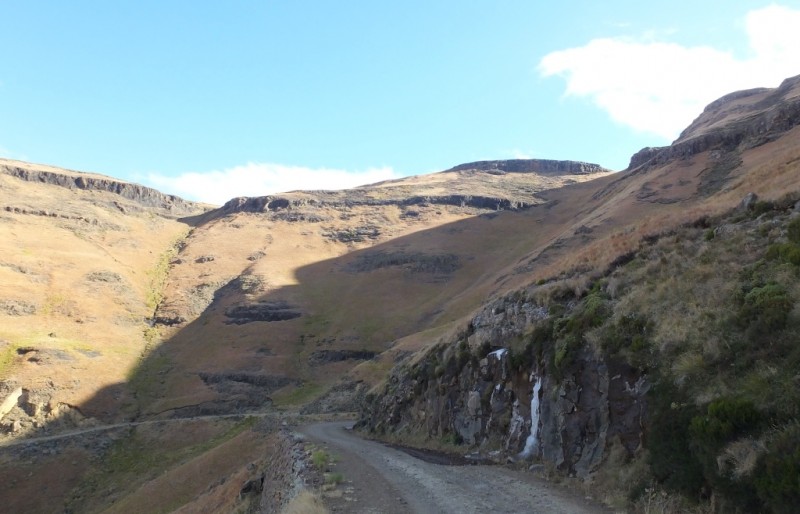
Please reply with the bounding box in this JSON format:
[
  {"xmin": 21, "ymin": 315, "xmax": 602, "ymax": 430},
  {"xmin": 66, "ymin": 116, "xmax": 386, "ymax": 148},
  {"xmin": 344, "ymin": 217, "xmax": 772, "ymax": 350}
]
[{"xmin": 1, "ymin": 1, "xmax": 800, "ymax": 205}]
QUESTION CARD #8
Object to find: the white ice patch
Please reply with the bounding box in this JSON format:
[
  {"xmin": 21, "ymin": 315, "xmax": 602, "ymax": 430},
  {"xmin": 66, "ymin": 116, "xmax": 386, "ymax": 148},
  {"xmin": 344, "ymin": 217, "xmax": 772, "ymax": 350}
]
[
  {"xmin": 488, "ymin": 348, "xmax": 507, "ymax": 360},
  {"xmin": 518, "ymin": 375, "xmax": 543, "ymax": 459}
]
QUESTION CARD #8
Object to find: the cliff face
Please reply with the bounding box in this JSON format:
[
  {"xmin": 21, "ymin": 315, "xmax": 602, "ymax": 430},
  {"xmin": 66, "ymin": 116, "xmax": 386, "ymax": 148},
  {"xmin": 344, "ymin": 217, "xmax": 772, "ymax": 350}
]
[
  {"xmin": 447, "ymin": 159, "xmax": 610, "ymax": 175},
  {"xmin": 216, "ymin": 158, "xmax": 611, "ymax": 216},
  {"xmin": 628, "ymin": 74, "xmax": 800, "ymax": 170},
  {"xmin": 0, "ymin": 160, "xmax": 206, "ymax": 217},
  {"xmin": 357, "ymin": 294, "xmax": 647, "ymax": 479}
]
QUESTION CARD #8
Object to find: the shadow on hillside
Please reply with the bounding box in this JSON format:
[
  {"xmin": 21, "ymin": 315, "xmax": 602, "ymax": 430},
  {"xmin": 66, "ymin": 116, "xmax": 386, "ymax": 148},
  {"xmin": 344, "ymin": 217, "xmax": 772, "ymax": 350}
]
[
  {"xmin": 1, "ymin": 156, "xmax": 754, "ymax": 510},
  {"xmin": 69, "ymin": 173, "xmax": 633, "ymax": 426},
  {"xmin": 1, "ymin": 170, "xmax": 648, "ymax": 440}
]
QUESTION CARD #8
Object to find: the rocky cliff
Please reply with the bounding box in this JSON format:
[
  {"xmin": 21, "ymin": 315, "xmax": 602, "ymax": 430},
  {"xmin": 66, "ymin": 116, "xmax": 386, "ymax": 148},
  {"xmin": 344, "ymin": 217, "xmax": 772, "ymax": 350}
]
[
  {"xmin": 357, "ymin": 291, "xmax": 647, "ymax": 479},
  {"xmin": 216, "ymin": 158, "xmax": 611, "ymax": 216},
  {"xmin": 0, "ymin": 159, "xmax": 206, "ymax": 217},
  {"xmin": 448, "ymin": 158, "xmax": 609, "ymax": 175},
  {"xmin": 628, "ymin": 74, "xmax": 800, "ymax": 170}
]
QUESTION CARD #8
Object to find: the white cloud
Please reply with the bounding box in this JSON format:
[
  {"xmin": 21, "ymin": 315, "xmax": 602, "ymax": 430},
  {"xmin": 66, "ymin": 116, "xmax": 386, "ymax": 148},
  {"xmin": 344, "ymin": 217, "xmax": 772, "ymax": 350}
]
[
  {"xmin": 538, "ymin": 4, "xmax": 800, "ymax": 141},
  {"xmin": 509, "ymin": 149, "xmax": 535, "ymax": 159},
  {"xmin": 142, "ymin": 162, "xmax": 400, "ymax": 205}
]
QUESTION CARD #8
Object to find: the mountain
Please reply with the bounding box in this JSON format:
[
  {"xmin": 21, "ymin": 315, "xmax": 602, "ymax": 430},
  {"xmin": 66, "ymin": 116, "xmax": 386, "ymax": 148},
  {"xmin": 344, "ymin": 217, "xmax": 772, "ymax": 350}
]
[{"xmin": 1, "ymin": 74, "xmax": 800, "ymax": 512}]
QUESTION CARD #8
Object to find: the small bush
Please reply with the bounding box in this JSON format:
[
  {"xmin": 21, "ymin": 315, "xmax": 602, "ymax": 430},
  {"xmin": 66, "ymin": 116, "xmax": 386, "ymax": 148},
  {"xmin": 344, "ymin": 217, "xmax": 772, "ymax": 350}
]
[
  {"xmin": 324, "ymin": 472, "xmax": 344, "ymax": 485},
  {"xmin": 765, "ymin": 243, "xmax": 800, "ymax": 266},
  {"xmin": 690, "ymin": 398, "xmax": 761, "ymax": 445},
  {"xmin": 689, "ymin": 398, "xmax": 763, "ymax": 509},
  {"xmin": 648, "ymin": 384, "xmax": 705, "ymax": 496},
  {"xmin": 311, "ymin": 450, "xmax": 330, "ymax": 469},
  {"xmin": 738, "ymin": 282, "xmax": 794, "ymax": 333},
  {"xmin": 755, "ymin": 422, "xmax": 800, "ymax": 513},
  {"xmin": 787, "ymin": 217, "xmax": 800, "ymax": 244},
  {"xmin": 752, "ymin": 200, "xmax": 775, "ymax": 217}
]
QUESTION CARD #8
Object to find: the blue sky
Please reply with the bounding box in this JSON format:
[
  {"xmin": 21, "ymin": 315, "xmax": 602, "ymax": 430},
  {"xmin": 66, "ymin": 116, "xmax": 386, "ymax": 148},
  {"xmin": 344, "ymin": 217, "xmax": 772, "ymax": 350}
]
[{"xmin": 2, "ymin": 1, "xmax": 800, "ymax": 204}]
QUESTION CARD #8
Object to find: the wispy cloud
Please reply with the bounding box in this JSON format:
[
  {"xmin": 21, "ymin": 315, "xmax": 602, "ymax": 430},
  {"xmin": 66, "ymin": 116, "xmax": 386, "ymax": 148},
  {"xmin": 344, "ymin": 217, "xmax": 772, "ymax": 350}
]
[
  {"xmin": 539, "ymin": 4, "xmax": 800, "ymax": 141},
  {"xmin": 142, "ymin": 162, "xmax": 400, "ymax": 205},
  {"xmin": 509, "ymin": 149, "xmax": 535, "ymax": 159},
  {"xmin": 0, "ymin": 145, "xmax": 26, "ymax": 161}
]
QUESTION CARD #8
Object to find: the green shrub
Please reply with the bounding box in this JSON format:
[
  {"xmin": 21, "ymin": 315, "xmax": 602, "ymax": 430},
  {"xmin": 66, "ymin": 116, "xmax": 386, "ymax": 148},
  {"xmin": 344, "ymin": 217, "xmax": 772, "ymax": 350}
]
[
  {"xmin": 704, "ymin": 228, "xmax": 715, "ymax": 241},
  {"xmin": 508, "ymin": 341, "xmax": 533, "ymax": 371},
  {"xmin": 648, "ymin": 384, "xmax": 705, "ymax": 496},
  {"xmin": 765, "ymin": 243, "xmax": 800, "ymax": 265},
  {"xmin": 787, "ymin": 217, "xmax": 800, "ymax": 244},
  {"xmin": 600, "ymin": 314, "xmax": 650, "ymax": 356},
  {"xmin": 311, "ymin": 450, "xmax": 330, "ymax": 469},
  {"xmin": 755, "ymin": 423, "xmax": 800, "ymax": 513},
  {"xmin": 752, "ymin": 201, "xmax": 775, "ymax": 217},
  {"xmin": 683, "ymin": 399, "xmax": 763, "ymax": 510},
  {"xmin": 324, "ymin": 472, "xmax": 344, "ymax": 485},
  {"xmin": 738, "ymin": 283, "xmax": 794, "ymax": 333},
  {"xmin": 690, "ymin": 398, "xmax": 761, "ymax": 445}
]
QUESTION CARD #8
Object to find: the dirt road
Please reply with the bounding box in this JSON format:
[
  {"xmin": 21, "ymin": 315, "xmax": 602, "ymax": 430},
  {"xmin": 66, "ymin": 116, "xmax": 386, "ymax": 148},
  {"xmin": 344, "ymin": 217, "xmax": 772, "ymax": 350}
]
[{"xmin": 300, "ymin": 422, "xmax": 611, "ymax": 514}]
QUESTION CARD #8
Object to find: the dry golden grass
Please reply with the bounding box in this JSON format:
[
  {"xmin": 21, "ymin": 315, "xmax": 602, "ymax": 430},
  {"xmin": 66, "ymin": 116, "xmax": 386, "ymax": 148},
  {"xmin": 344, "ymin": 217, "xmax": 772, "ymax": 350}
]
[
  {"xmin": 0, "ymin": 169, "xmax": 193, "ymax": 420},
  {"xmin": 282, "ymin": 489, "xmax": 329, "ymax": 514}
]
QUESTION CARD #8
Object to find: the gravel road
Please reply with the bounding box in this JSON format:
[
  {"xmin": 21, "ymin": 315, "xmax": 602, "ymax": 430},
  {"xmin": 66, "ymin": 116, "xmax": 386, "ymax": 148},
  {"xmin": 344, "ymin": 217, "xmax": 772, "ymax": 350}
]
[{"xmin": 300, "ymin": 421, "xmax": 611, "ymax": 514}]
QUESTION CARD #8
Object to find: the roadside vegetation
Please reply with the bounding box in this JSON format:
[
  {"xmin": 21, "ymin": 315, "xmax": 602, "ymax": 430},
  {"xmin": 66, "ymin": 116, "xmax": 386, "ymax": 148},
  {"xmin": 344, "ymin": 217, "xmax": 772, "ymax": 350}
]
[{"xmin": 546, "ymin": 194, "xmax": 800, "ymax": 512}]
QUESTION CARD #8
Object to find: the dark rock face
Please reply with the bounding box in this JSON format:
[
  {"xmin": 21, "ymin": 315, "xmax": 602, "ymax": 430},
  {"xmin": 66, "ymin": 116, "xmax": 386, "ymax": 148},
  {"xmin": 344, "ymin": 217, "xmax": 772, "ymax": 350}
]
[
  {"xmin": 224, "ymin": 301, "xmax": 301, "ymax": 324},
  {"xmin": 216, "ymin": 158, "xmax": 609, "ymax": 217},
  {"xmin": 347, "ymin": 251, "xmax": 461, "ymax": 274},
  {"xmin": 322, "ymin": 225, "xmax": 381, "ymax": 243},
  {"xmin": 358, "ymin": 295, "xmax": 647, "ymax": 478},
  {"xmin": 447, "ymin": 159, "xmax": 610, "ymax": 175},
  {"xmin": 0, "ymin": 163, "xmax": 204, "ymax": 216},
  {"xmin": 628, "ymin": 74, "xmax": 800, "ymax": 171},
  {"xmin": 307, "ymin": 350, "xmax": 376, "ymax": 366},
  {"xmin": 220, "ymin": 193, "xmax": 533, "ymax": 216},
  {"xmin": 198, "ymin": 372, "xmax": 299, "ymax": 393}
]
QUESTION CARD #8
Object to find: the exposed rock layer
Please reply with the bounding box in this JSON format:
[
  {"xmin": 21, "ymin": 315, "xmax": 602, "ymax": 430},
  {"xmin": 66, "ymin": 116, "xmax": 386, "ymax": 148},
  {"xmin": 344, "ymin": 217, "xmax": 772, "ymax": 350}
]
[
  {"xmin": 628, "ymin": 75, "xmax": 800, "ymax": 170},
  {"xmin": 1, "ymin": 160, "xmax": 204, "ymax": 216},
  {"xmin": 358, "ymin": 295, "xmax": 647, "ymax": 478}
]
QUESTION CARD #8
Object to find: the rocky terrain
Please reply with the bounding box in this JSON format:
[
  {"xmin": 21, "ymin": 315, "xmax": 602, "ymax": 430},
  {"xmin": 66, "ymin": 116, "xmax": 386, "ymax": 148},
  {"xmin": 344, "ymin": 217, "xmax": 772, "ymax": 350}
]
[{"xmin": 1, "ymin": 74, "xmax": 800, "ymax": 512}]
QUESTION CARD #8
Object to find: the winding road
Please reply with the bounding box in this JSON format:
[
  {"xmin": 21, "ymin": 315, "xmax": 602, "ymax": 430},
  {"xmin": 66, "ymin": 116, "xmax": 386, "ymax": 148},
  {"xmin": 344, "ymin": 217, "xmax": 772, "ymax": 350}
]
[
  {"xmin": 301, "ymin": 422, "xmax": 610, "ymax": 514},
  {"xmin": 0, "ymin": 412, "xmax": 271, "ymax": 448}
]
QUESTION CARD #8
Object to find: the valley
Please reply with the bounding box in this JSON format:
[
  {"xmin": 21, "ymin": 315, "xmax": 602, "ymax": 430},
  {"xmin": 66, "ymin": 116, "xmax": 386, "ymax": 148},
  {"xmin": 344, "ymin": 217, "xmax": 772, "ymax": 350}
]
[{"xmin": 1, "ymin": 75, "xmax": 800, "ymax": 513}]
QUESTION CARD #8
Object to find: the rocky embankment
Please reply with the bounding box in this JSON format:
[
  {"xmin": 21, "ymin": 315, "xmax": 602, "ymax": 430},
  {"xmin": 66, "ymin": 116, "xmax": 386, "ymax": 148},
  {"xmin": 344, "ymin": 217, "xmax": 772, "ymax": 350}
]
[
  {"xmin": 628, "ymin": 74, "xmax": 800, "ymax": 170},
  {"xmin": 358, "ymin": 293, "xmax": 646, "ymax": 479}
]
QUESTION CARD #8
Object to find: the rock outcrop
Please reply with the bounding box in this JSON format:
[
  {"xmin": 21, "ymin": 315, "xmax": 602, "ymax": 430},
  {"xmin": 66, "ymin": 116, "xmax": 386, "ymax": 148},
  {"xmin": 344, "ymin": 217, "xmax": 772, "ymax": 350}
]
[
  {"xmin": 448, "ymin": 159, "xmax": 610, "ymax": 175},
  {"xmin": 358, "ymin": 294, "xmax": 647, "ymax": 478},
  {"xmin": 220, "ymin": 192, "xmax": 535, "ymax": 215},
  {"xmin": 216, "ymin": 158, "xmax": 611, "ymax": 216},
  {"xmin": 0, "ymin": 159, "xmax": 205, "ymax": 216},
  {"xmin": 628, "ymin": 74, "xmax": 800, "ymax": 171}
]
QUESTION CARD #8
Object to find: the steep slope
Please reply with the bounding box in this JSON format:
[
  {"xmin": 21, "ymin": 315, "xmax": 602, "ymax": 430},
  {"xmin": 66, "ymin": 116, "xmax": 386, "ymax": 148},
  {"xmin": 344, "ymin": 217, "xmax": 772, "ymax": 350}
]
[
  {"xmin": 125, "ymin": 160, "xmax": 612, "ymax": 418},
  {"xmin": 0, "ymin": 159, "xmax": 210, "ymax": 428},
  {"xmin": 359, "ymin": 75, "xmax": 800, "ymax": 512}
]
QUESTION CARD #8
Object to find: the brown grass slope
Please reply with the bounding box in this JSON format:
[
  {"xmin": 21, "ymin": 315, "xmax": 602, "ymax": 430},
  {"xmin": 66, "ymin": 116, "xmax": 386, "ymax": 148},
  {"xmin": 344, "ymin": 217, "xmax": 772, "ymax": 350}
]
[{"xmin": 0, "ymin": 159, "xmax": 210, "ymax": 427}]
